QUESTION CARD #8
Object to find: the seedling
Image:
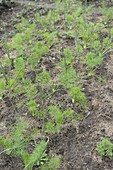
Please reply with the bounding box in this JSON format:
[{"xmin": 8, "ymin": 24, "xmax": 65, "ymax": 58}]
[
  {"xmin": 63, "ymin": 48, "xmax": 74, "ymax": 68},
  {"xmin": 0, "ymin": 121, "xmax": 28, "ymax": 156},
  {"xmin": 0, "ymin": 60, "xmax": 8, "ymax": 85},
  {"xmin": 41, "ymin": 155, "xmax": 61, "ymax": 170},
  {"xmin": 59, "ymin": 66, "xmax": 77, "ymax": 89},
  {"xmin": 45, "ymin": 105, "xmax": 78, "ymax": 133},
  {"xmin": 86, "ymin": 52, "xmax": 103, "ymax": 69},
  {"xmin": 0, "ymin": 79, "xmax": 5, "ymax": 99},
  {"xmin": 2, "ymin": 1, "xmax": 113, "ymax": 169},
  {"xmin": 70, "ymin": 86, "xmax": 87, "ymax": 109},
  {"xmin": 36, "ymin": 71, "xmax": 51, "ymax": 88},
  {"xmin": 96, "ymin": 138, "xmax": 113, "ymax": 159},
  {"xmin": 27, "ymin": 100, "xmax": 37, "ymax": 116},
  {"xmin": 0, "ymin": 121, "xmax": 50, "ymax": 169},
  {"xmin": 23, "ymin": 140, "xmax": 48, "ymax": 170}
]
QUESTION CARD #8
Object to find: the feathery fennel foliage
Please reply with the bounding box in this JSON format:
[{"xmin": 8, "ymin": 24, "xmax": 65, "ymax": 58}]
[
  {"xmin": 59, "ymin": 66, "xmax": 78, "ymax": 89},
  {"xmin": 0, "ymin": 122, "xmax": 58, "ymax": 169},
  {"xmin": 70, "ymin": 86, "xmax": 87, "ymax": 108},
  {"xmin": 41, "ymin": 155, "xmax": 61, "ymax": 170},
  {"xmin": 96, "ymin": 138, "xmax": 113, "ymax": 159}
]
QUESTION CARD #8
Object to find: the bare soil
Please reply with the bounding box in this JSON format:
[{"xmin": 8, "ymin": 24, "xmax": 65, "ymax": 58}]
[{"xmin": 1, "ymin": 0, "xmax": 113, "ymax": 170}]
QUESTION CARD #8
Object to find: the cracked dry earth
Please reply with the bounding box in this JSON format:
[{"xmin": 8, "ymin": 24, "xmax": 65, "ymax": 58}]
[{"xmin": 1, "ymin": 1, "xmax": 113, "ymax": 170}]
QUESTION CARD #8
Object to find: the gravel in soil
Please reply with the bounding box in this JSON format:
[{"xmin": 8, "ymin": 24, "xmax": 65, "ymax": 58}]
[{"xmin": 1, "ymin": 0, "xmax": 113, "ymax": 170}]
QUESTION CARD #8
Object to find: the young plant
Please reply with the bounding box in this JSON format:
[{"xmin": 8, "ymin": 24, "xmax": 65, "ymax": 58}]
[
  {"xmin": 23, "ymin": 140, "xmax": 48, "ymax": 170},
  {"xmin": 0, "ymin": 121, "xmax": 49, "ymax": 169},
  {"xmin": 86, "ymin": 52, "xmax": 103, "ymax": 69},
  {"xmin": 45, "ymin": 105, "xmax": 64, "ymax": 133},
  {"xmin": 25, "ymin": 71, "xmax": 51, "ymax": 119},
  {"xmin": 41, "ymin": 155, "xmax": 61, "ymax": 170},
  {"xmin": 105, "ymin": 7, "xmax": 113, "ymax": 24},
  {"xmin": 45, "ymin": 105, "xmax": 76, "ymax": 133},
  {"xmin": 43, "ymin": 31, "xmax": 58, "ymax": 48},
  {"xmin": 0, "ymin": 121, "xmax": 28, "ymax": 156},
  {"xmin": 11, "ymin": 33, "xmax": 23, "ymax": 53},
  {"xmin": 23, "ymin": 40, "xmax": 49, "ymax": 72},
  {"xmin": 14, "ymin": 79, "xmax": 37, "ymax": 102},
  {"xmin": 63, "ymin": 48, "xmax": 74, "ymax": 68},
  {"xmin": 36, "ymin": 71, "xmax": 51, "ymax": 89},
  {"xmin": 59, "ymin": 66, "xmax": 78, "ymax": 89},
  {"xmin": 86, "ymin": 36, "xmax": 113, "ymax": 69},
  {"xmin": 14, "ymin": 57, "xmax": 25, "ymax": 79},
  {"xmin": 96, "ymin": 138, "xmax": 113, "ymax": 159},
  {"xmin": 0, "ymin": 58, "xmax": 9, "ymax": 85},
  {"xmin": 0, "ymin": 79, "xmax": 5, "ymax": 99},
  {"xmin": 27, "ymin": 99, "xmax": 37, "ymax": 116},
  {"xmin": 70, "ymin": 86, "xmax": 87, "ymax": 108}
]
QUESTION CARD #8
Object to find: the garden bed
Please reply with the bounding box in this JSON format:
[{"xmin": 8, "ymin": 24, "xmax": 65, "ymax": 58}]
[{"xmin": 1, "ymin": 0, "xmax": 113, "ymax": 169}]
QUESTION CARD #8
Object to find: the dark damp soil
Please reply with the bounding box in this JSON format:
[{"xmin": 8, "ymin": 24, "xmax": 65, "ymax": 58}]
[{"xmin": 1, "ymin": 0, "xmax": 113, "ymax": 170}]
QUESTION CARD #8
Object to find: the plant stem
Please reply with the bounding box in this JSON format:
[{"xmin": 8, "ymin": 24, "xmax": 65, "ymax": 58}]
[{"xmin": 0, "ymin": 61, "xmax": 8, "ymax": 85}]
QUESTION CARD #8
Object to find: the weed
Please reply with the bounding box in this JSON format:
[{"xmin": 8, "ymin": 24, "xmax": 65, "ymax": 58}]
[
  {"xmin": 105, "ymin": 7, "xmax": 113, "ymax": 23},
  {"xmin": 102, "ymin": 0, "xmax": 106, "ymax": 8}
]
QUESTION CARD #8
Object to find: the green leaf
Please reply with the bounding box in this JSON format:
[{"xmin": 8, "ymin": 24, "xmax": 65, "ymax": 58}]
[
  {"xmin": 41, "ymin": 155, "xmax": 61, "ymax": 170},
  {"xmin": 25, "ymin": 83, "xmax": 37, "ymax": 99},
  {"xmin": 11, "ymin": 121, "xmax": 28, "ymax": 156},
  {"xmin": 32, "ymin": 41, "xmax": 49, "ymax": 56},
  {"xmin": 11, "ymin": 33, "xmax": 23, "ymax": 50},
  {"xmin": 96, "ymin": 138, "xmax": 113, "ymax": 159},
  {"xmin": 59, "ymin": 67, "xmax": 77, "ymax": 88},
  {"xmin": 27, "ymin": 100, "xmax": 36, "ymax": 112},
  {"xmin": 0, "ymin": 80, "xmax": 5, "ymax": 92},
  {"xmin": 63, "ymin": 48, "xmax": 74, "ymax": 65},
  {"xmin": 23, "ymin": 152, "xmax": 30, "ymax": 168},
  {"xmin": 4, "ymin": 138, "xmax": 12, "ymax": 155},
  {"xmin": 21, "ymin": 17, "xmax": 29, "ymax": 27},
  {"xmin": 70, "ymin": 86, "xmax": 87, "ymax": 108},
  {"xmin": 24, "ymin": 140, "xmax": 47, "ymax": 170},
  {"xmin": 63, "ymin": 109, "xmax": 74, "ymax": 121},
  {"xmin": 14, "ymin": 58, "xmax": 25, "ymax": 70},
  {"xmin": 48, "ymin": 105, "xmax": 64, "ymax": 129},
  {"xmin": 86, "ymin": 52, "xmax": 103, "ymax": 68},
  {"xmin": 8, "ymin": 79, "xmax": 16, "ymax": 89},
  {"xmin": 36, "ymin": 71, "xmax": 50, "ymax": 84},
  {"xmin": 0, "ymin": 121, "xmax": 29, "ymax": 157},
  {"xmin": 45, "ymin": 121, "xmax": 57, "ymax": 133},
  {"xmin": 35, "ymin": 12, "xmax": 40, "ymax": 22}
]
